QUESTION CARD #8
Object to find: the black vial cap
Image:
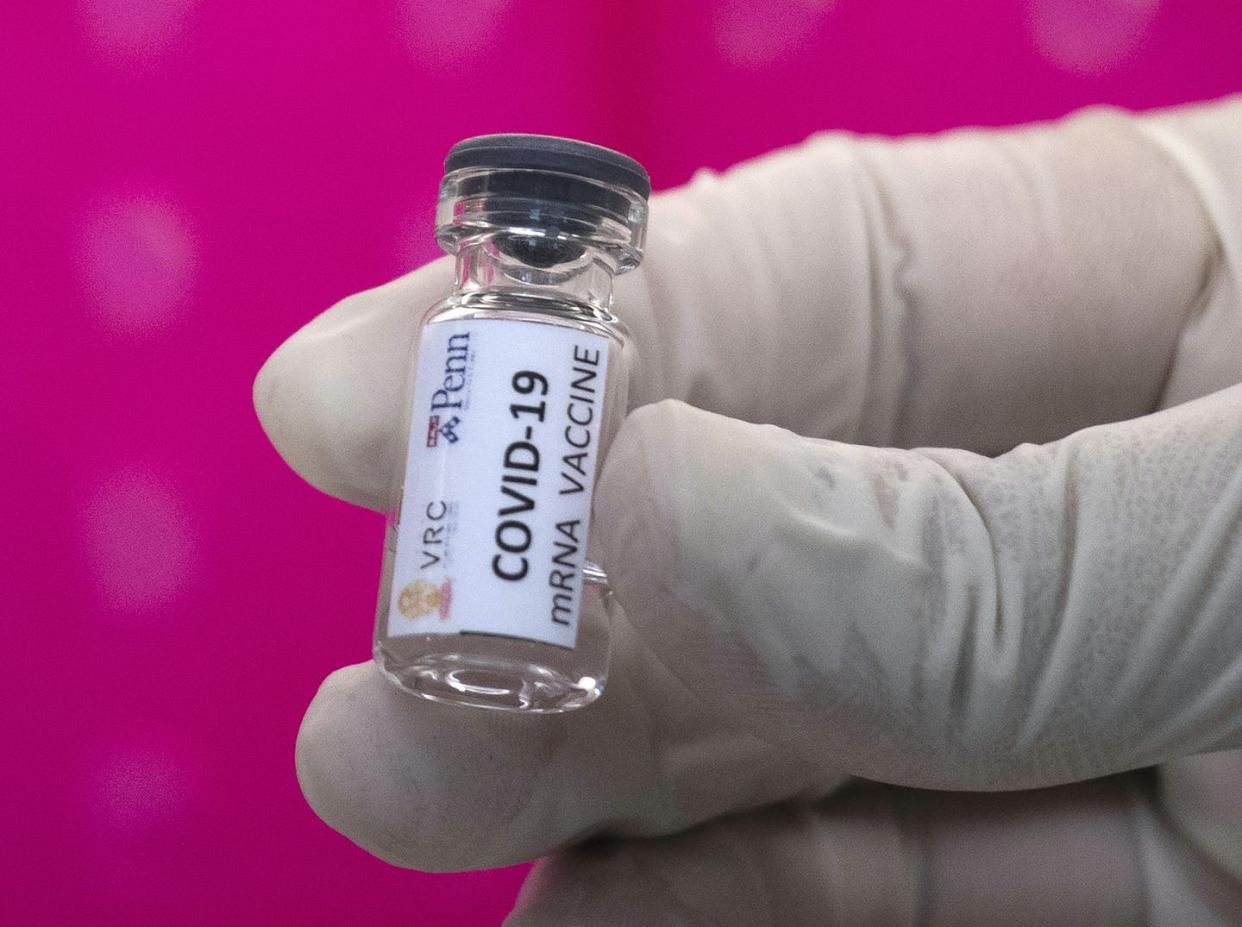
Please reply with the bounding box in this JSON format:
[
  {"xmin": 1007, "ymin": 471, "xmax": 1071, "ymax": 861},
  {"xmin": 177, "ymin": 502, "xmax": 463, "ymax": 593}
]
[{"xmin": 445, "ymin": 134, "xmax": 651, "ymax": 201}]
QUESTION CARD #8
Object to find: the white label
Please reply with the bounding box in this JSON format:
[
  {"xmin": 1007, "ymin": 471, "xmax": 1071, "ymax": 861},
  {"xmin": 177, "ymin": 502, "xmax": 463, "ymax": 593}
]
[{"xmin": 387, "ymin": 317, "xmax": 610, "ymax": 649}]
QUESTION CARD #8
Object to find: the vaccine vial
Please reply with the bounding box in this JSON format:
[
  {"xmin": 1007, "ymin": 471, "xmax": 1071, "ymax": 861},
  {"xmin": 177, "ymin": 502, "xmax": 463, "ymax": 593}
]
[{"xmin": 374, "ymin": 134, "xmax": 649, "ymax": 712}]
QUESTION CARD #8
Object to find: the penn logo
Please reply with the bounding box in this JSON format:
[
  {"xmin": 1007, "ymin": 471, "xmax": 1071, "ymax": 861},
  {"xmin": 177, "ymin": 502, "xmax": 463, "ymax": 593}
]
[
  {"xmin": 430, "ymin": 333, "xmax": 470, "ymax": 411},
  {"xmin": 425, "ymin": 332, "xmax": 470, "ymax": 447},
  {"xmin": 438, "ymin": 415, "xmax": 461, "ymax": 444}
]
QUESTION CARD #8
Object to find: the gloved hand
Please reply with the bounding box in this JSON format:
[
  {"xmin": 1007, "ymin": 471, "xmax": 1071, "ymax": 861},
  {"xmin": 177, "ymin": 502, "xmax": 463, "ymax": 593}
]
[{"xmin": 254, "ymin": 97, "xmax": 1242, "ymax": 924}]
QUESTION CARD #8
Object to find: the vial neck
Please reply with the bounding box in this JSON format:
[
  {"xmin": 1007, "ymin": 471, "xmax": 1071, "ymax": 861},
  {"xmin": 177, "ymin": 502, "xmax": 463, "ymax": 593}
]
[{"xmin": 453, "ymin": 237, "xmax": 618, "ymax": 313}]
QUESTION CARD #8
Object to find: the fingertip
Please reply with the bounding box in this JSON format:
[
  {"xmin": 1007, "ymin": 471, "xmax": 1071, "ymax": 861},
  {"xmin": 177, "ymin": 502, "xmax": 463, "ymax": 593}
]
[
  {"xmin": 595, "ymin": 398, "xmax": 724, "ymax": 541},
  {"xmin": 294, "ymin": 662, "xmax": 429, "ymax": 868},
  {"xmin": 595, "ymin": 399, "xmax": 801, "ymax": 630},
  {"xmin": 253, "ymin": 324, "xmax": 347, "ymax": 499},
  {"xmin": 256, "ymin": 313, "xmax": 400, "ymax": 510},
  {"xmin": 594, "ymin": 399, "xmax": 699, "ymax": 622},
  {"xmin": 293, "ymin": 658, "xmax": 576, "ymax": 873},
  {"xmin": 594, "ymin": 398, "xmax": 672, "ymax": 546},
  {"xmin": 253, "ymin": 263, "xmax": 452, "ymax": 510}
]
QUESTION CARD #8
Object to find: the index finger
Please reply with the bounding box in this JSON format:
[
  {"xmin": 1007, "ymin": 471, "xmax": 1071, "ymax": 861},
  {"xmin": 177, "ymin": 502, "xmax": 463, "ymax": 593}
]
[{"xmin": 255, "ymin": 106, "xmax": 1215, "ymax": 514}]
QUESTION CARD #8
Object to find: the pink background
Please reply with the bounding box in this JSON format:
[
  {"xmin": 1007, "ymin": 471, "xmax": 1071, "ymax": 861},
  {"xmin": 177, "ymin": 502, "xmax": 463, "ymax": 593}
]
[{"xmin": 4, "ymin": 1, "xmax": 1240, "ymax": 923}]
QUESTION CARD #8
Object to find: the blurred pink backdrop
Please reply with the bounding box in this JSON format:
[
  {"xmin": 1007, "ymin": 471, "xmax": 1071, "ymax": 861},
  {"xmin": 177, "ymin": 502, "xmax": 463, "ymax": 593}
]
[{"xmin": 3, "ymin": 1, "xmax": 1240, "ymax": 923}]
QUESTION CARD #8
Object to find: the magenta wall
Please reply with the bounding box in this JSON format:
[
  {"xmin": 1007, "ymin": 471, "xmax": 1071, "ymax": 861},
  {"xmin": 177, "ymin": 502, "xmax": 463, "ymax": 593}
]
[{"xmin": 4, "ymin": 1, "xmax": 1240, "ymax": 923}]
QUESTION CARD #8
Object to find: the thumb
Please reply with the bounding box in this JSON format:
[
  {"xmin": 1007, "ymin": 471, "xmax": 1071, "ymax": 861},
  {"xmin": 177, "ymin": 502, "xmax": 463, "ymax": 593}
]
[{"xmin": 595, "ymin": 393, "xmax": 1242, "ymax": 790}]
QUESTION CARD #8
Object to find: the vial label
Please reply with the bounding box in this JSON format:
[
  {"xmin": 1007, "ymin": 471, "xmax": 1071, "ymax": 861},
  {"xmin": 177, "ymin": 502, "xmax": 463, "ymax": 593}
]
[{"xmin": 387, "ymin": 317, "xmax": 610, "ymax": 649}]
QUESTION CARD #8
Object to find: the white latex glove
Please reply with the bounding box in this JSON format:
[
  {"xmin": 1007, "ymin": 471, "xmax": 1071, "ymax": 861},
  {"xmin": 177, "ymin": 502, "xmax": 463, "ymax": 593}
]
[{"xmin": 254, "ymin": 97, "xmax": 1242, "ymax": 924}]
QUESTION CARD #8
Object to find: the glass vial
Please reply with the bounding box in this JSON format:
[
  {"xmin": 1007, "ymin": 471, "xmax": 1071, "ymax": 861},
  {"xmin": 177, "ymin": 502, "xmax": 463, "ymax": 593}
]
[{"xmin": 374, "ymin": 134, "xmax": 650, "ymax": 713}]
